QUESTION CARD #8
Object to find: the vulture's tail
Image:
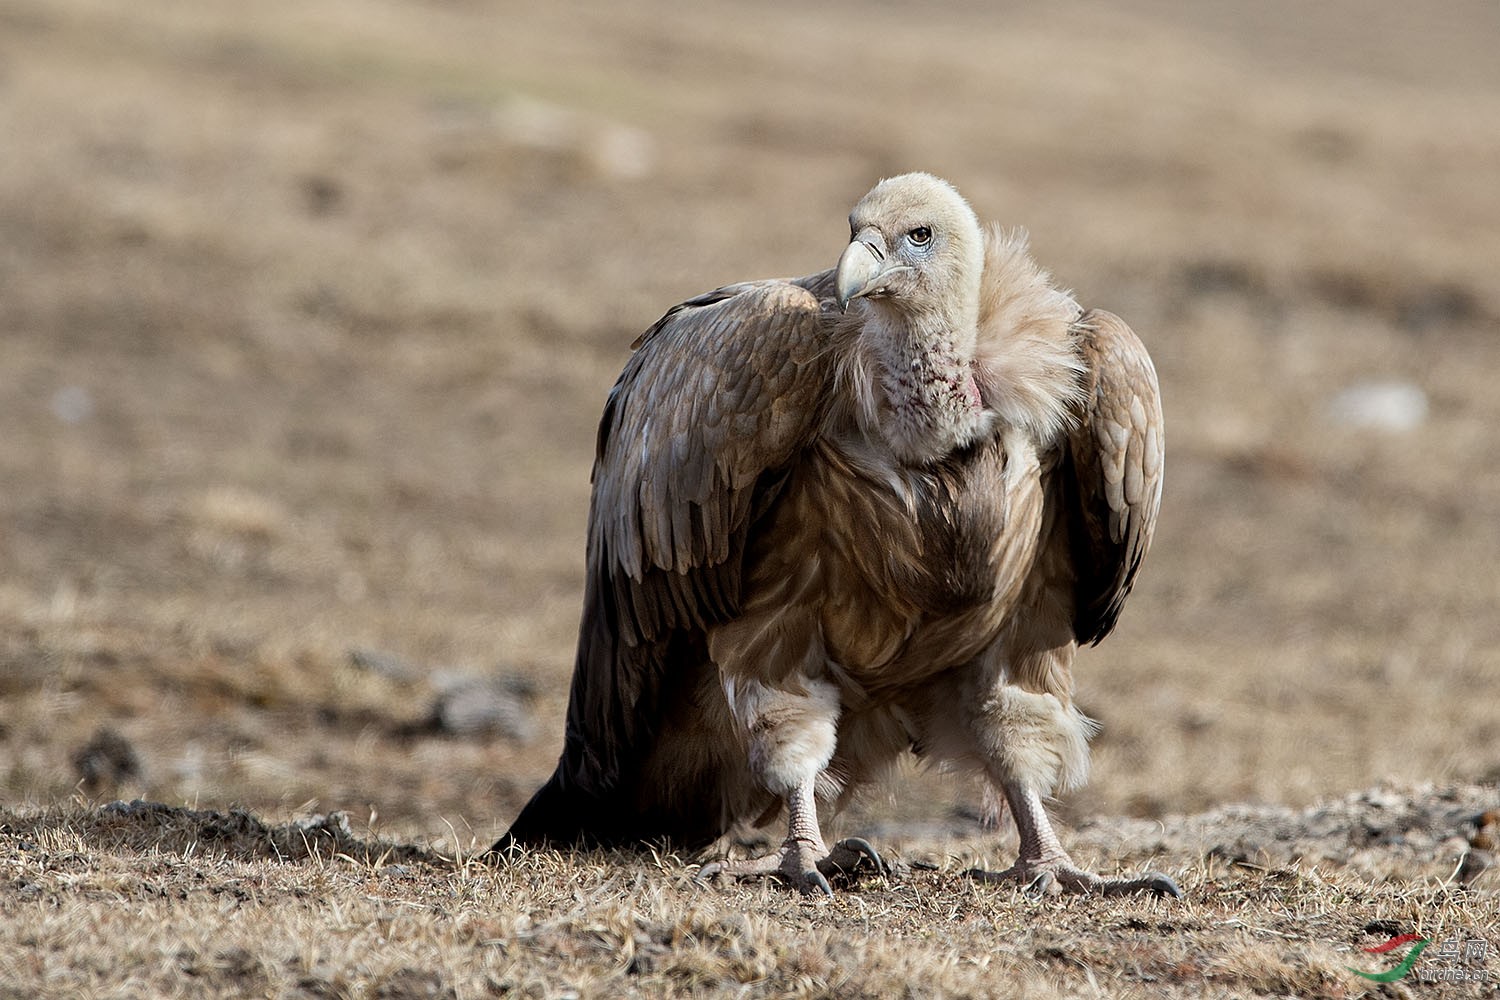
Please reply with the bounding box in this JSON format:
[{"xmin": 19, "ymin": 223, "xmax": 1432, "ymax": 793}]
[
  {"xmin": 488, "ymin": 767, "xmax": 623, "ymax": 855},
  {"xmin": 488, "ymin": 730, "xmax": 730, "ymax": 858},
  {"xmin": 488, "ymin": 605, "xmax": 735, "ymax": 859}
]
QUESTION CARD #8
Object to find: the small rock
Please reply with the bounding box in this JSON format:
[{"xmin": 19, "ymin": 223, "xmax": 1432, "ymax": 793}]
[
  {"xmin": 1468, "ymin": 809, "xmax": 1499, "ymax": 850},
  {"xmin": 299, "ymin": 174, "xmax": 343, "ymax": 217},
  {"xmin": 1398, "ymin": 283, "xmax": 1478, "ymax": 332},
  {"xmin": 291, "ymin": 811, "xmax": 355, "ymax": 839},
  {"xmin": 349, "ymin": 648, "xmax": 420, "ymax": 683},
  {"xmin": 494, "ymin": 95, "xmax": 574, "ymax": 150},
  {"xmin": 268, "ymin": 812, "xmax": 358, "ymax": 860},
  {"xmin": 493, "ymin": 94, "xmax": 655, "ymax": 181},
  {"xmin": 50, "ymin": 385, "xmax": 94, "ymax": 424},
  {"xmin": 1327, "ymin": 380, "xmax": 1428, "ymax": 432},
  {"xmin": 1457, "ymin": 808, "xmax": 1498, "ymax": 885},
  {"xmin": 428, "ymin": 671, "xmax": 535, "ymax": 741},
  {"xmin": 373, "ymin": 967, "xmax": 454, "ymax": 1000},
  {"xmin": 101, "ymin": 799, "xmax": 168, "ymax": 818},
  {"xmin": 72, "ymin": 727, "xmax": 142, "ymax": 793},
  {"xmin": 589, "ymin": 123, "xmax": 655, "ymax": 180},
  {"xmin": 1457, "ymin": 848, "xmax": 1492, "ymax": 885}
]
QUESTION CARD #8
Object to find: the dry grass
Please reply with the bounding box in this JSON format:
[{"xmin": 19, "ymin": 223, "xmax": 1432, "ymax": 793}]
[
  {"xmin": 2, "ymin": 787, "xmax": 1496, "ymax": 999},
  {"xmin": 2, "ymin": 0, "xmax": 1499, "ymax": 995}
]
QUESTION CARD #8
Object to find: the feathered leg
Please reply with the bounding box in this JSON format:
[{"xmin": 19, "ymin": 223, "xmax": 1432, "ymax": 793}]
[
  {"xmin": 696, "ymin": 676, "xmax": 885, "ymax": 895},
  {"xmin": 960, "ymin": 681, "xmax": 1179, "ymax": 897}
]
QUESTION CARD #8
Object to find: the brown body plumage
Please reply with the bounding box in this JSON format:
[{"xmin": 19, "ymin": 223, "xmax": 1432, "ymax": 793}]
[{"xmin": 497, "ymin": 174, "xmax": 1175, "ymax": 897}]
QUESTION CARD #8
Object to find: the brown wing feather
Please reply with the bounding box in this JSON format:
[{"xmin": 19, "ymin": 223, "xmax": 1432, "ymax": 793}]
[
  {"xmin": 503, "ymin": 275, "xmax": 840, "ymax": 846},
  {"xmin": 596, "ymin": 276, "xmax": 838, "ymax": 642},
  {"xmin": 1066, "ymin": 308, "xmax": 1164, "ymax": 645}
]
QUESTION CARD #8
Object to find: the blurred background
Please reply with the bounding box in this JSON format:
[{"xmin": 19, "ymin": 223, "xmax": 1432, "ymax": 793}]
[{"xmin": 2, "ymin": 0, "xmax": 1498, "ymax": 845}]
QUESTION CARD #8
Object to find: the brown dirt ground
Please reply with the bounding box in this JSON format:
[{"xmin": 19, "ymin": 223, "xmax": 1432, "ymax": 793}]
[{"xmin": 2, "ymin": 0, "xmax": 1498, "ymax": 996}]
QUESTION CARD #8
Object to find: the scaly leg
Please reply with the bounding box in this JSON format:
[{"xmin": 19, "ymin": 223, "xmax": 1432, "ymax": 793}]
[{"xmin": 968, "ymin": 779, "xmax": 1180, "ymax": 897}]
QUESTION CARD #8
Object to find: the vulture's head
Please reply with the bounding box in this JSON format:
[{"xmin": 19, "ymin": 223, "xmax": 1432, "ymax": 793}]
[{"xmin": 835, "ymin": 173, "xmax": 985, "ymax": 322}]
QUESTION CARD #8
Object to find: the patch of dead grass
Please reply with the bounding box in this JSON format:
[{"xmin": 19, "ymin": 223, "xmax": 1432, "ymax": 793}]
[{"xmin": 3, "ymin": 790, "xmax": 1496, "ymax": 998}]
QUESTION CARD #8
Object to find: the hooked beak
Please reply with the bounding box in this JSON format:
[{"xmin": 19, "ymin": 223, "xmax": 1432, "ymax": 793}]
[{"xmin": 835, "ymin": 226, "xmax": 910, "ymax": 310}]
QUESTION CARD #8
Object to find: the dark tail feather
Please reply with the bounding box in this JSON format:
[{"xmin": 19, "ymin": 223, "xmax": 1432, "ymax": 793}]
[
  {"xmin": 489, "ymin": 708, "xmax": 727, "ymax": 859},
  {"xmin": 488, "ymin": 767, "xmax": 626, "ymax": 858},
  {"xmin": 488, "ymin": 564, "xmax": 659, "ymax": 860},
  {"xmin": 489, "ymin": 562, "xmax": 734, "ymax": 860},
  {"xmin": 488, "ymin": 765, "xmax": 719, "ymax": 859}
]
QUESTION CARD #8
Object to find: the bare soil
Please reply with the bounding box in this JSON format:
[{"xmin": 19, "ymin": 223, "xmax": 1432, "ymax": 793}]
[{"xmin": 2, "ymin": 0, "xmax": 1498, "ymax": 996}]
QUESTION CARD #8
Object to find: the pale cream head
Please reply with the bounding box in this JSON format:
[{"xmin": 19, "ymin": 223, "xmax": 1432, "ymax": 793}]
[{"xmin": 834, "ymin": 173, "xmax": 986, "ymax": 326}]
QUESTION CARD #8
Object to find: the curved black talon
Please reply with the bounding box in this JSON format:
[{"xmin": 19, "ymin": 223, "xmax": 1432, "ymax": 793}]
[
  {"xmin": 800, "ymin": 868, "xmax": 835, "ymax": 897},
  {"xmin": 820, "ymin": 837, "xmax": 889, "ymax": 878},
  {"xmin": 1024, "ymin": 872, "xmax": 1055, "ymax": 899},
  {"xmin": 1105, "ymin": 872, "xmax": 1182, "ymax": 898},
  {"xmin": 1153, "ymin": 875, "xmax": 1183, "ymax": 898}
]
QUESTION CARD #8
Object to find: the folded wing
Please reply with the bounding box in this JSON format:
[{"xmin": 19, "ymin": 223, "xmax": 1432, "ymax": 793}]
[
  {"xmin": 1066, "ymin": 309, "xmax": 1165, "ymax": 645},
  {"xmin": 505, "ymin": 275, "xmax": 841, "ymax": 844}
]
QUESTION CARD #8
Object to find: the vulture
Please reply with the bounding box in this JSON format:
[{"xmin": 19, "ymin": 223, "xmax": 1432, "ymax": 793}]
[{"xmin": 495, "ymin": 173, "xmax": 1176, "ymax": 897}]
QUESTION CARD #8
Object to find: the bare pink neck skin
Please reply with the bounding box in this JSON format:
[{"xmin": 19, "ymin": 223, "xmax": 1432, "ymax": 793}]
[{"xmin": 861, "ymin": 307, "xmax": 992, "ymax": 463}]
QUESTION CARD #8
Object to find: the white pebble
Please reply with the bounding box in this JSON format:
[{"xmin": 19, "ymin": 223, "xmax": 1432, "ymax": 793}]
[
  {"xmin": 50, "ymin": 385, "xmax": 94, "ymax": 424},
  {"xmin": 1327, "ymin": 380, "xmax": 1427, "ymax": 432}
]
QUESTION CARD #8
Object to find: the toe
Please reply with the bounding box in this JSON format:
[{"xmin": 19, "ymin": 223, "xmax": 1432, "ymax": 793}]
[
  {"xmin": 820, "ymin": 837, "xmax": 889, "ymax": 877},
  {"xmin": 1146, "ymin": 873, "xmax": 1183, "ymax": 898},
  {"xmin": 1098, "ymin": 870, "xmax": 1183, "ymax": 898},
  {"xmin": 963, "ymin": 866, "xmax": 1014, "ymax": 884},
  {"xmin": 968, "ymin": 861, "xmax": 1181, "ymax": 899},
  {"xmin": 1023, "ymin": 870, "xmax": 1058, "ymax": 898}
]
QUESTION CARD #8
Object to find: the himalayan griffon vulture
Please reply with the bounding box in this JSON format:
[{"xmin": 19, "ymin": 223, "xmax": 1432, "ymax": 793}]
[{"xmin": 495, "ymin": 173, "xmax": 1176, "ymax": 897}]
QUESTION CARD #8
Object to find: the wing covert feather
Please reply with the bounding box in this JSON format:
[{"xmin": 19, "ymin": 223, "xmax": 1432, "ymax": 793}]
[
  {"xmin": 561, "ymin": 276, "xmax": 839, "ymax": 799},
  {"xmin": 1066, "ymin": 309, "xmax": 1164, "ymax": 645}
]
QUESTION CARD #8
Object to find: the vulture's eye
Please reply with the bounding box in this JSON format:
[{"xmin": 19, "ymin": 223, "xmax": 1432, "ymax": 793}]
[{"xmin": 907, "ymin": 226, "xmax": 932, "ymax": 246}]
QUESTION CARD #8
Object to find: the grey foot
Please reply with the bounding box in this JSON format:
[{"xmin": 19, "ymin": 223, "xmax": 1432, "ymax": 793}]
[
  {"xmin": 699, "ymin": 837, "xmax": 889, "ymax": 896},
  {"xmin": 968, "ymin": 858, "xmax": 1181, "ymax": 899}
]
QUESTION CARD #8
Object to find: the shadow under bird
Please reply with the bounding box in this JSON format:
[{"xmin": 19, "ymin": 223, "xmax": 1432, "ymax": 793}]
[{"xmin": 493, "ymin": 172, "xmax": 1176, "ymax": 898}]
